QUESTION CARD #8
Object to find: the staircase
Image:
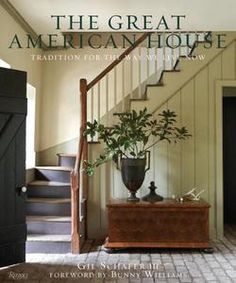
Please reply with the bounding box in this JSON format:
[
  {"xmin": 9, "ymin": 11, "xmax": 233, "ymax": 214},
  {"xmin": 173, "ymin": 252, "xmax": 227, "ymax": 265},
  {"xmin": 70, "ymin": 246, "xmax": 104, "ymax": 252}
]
[{"xmin": 26, "ymin": 154, "xmax": 75, "ymax": 253}]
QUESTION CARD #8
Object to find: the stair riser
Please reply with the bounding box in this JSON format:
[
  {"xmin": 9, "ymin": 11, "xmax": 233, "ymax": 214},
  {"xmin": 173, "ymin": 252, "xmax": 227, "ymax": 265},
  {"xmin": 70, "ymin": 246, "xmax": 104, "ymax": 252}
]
[
  {"xmin": 27, "ymin": 186, "xmax": 71, "ymax": 198},
  {"xmin": 26, "ymin": 241, "xmax": 71, "ymax": 254},
  {"xmin": 58, "ymin": 156, "xmax": 76, "ymax": 168},
  {"xmin": 26, "ymin": 203, "xmax": 71, "ymax": 216},
  {"xmin": 27, "ymin": 222, "xmax": 71, "ymax": 235},
  {"xmin": 35, "ymin": 169, "xmax": 71, "ymax": 183}
]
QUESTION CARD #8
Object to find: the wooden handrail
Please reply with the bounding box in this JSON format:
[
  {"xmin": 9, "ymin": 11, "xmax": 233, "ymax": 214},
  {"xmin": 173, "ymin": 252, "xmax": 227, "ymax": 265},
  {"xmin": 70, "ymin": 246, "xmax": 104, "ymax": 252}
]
[{"xmin": 87, "ymin": 32, "xmax": 152, "ymax": 91}]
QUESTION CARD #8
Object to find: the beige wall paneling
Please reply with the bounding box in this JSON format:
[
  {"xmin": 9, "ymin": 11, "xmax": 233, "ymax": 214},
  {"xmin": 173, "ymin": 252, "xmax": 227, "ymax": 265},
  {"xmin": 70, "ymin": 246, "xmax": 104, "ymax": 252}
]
[
  {"xmin": 138, "ymin": 147, "xmax": 155, "ymax": 199},
  {"xmin": 167, "ymin": 91, "xmax": 181, "ymax": 198},
  {"xmin": 87, "ymin": 144, "xmax": 102, "ymax": 238},
  {"xmin": 194, "ymin": 68, "xmax": 209, "ymax": 201},
  {"xmin": 86, "ymin": 36, "xmax": 236, "ymax": 238},
  {"xmin": 88, "ymin": 37, "xmax": 236, "ymax": 238},
  {"xmin": 153, "ymin": 105, "xmax": 168, "ymax": 198},
  {"xmin": 181, "ymin": 80, "xmax": 195, "ymax": 195},
  {"xmin": 208, "ymin": 55, "xmax": 222, "ymax": 238},
  {"xmin": 99, "ymin": 161, "xmax": 110, "ymax": 236},
  {"xmin": 222, "ymin": 42, "xmax": 235, "ymax": 80},
  {"xmin": 113, "ymin": 163, "xmax": 127, "ymax": 199}
]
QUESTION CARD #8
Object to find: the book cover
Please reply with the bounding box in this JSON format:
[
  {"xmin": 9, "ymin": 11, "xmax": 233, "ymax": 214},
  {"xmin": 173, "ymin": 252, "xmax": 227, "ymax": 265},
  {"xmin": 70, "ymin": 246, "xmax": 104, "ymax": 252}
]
[{"xmin": 0, "ymin": 0, "xmax": 235, "ymax": 282}]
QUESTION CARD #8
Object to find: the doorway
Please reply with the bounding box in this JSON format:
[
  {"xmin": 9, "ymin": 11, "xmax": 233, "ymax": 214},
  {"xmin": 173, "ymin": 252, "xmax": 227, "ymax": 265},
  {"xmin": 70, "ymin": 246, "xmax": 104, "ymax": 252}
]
[
  {"xmin": 26, "ymin": 84, "xmax": 36, "ymax": 169},
  {"xmin": 223, "ymin": 91, "xmax": 236, "ymax": 225}
]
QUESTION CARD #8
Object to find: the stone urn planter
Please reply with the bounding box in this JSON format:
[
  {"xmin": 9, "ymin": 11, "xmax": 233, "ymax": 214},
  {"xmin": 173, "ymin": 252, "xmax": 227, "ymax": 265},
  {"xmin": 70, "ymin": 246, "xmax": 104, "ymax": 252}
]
[{"xmin": 120, "ymin": 152, "xmax": 150, "ymax": 202}]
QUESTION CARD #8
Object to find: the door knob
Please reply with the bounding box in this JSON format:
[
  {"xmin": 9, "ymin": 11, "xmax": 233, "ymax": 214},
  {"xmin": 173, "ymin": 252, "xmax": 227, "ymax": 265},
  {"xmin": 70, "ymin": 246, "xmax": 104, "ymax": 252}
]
[
  {"xmin": 21, "ymin": 186, "xmax": 27, "ymax": 193},
  {"xmin": 16, "ymin": 186, "xmax": 27, "ymax": 195}
]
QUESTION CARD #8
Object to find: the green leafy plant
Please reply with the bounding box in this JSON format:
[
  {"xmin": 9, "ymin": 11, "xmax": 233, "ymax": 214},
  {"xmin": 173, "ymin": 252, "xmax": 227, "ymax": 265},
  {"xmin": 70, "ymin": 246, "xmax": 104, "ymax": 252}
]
[{"xmin": 84, "ymin": 108, "xmax": 191, "ymax": 176}]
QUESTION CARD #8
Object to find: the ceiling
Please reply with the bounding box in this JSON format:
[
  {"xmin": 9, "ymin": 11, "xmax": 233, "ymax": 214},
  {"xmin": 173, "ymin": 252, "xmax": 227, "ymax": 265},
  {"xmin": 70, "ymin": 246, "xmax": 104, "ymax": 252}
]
[{"xmin": 7, "ymin": 0, "xmax": 236, "ymax": 35}]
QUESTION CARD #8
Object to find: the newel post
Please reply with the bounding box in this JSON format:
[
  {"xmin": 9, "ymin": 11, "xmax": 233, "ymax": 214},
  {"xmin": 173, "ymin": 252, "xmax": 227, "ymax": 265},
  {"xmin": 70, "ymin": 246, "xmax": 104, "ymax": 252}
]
[
  {"xmin": 71, "ymin": 78, "xmax": 88, "ymax": 254},
  {"xmin": 81, "ymin": 79, "xmax": 88, "ymax": 240}
]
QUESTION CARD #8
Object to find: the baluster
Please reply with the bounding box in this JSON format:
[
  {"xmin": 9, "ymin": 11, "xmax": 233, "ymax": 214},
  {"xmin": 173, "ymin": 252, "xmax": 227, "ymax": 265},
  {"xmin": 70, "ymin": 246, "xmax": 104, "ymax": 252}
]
[
  {"xmin": 138, "ymin": 47, "xmax": 141, "ymax": 98},
  {"xmin": 147, "ymin": 48, "xmax": 150, "ymax": 80},
  {"xmin": 178, "ymin": 32, "xmax": 181, "ymax": 58},
  {"xmin": 163, "ymin": 32, "xmax": 166, "ymax": 70},
  {"xmin": 195, "ymin": 31, "xmax": 199, "ymax": 52},
  {"xmin": 122, "ymin": 59, "xmax": 125, "ymax": 111},
  {"xmin": 91, "ymin": 88, "xmax": 94, "ymax": 122},
  {"xmin": 195, "ymin": 31, "xmax": 198, "ymax": 43},
  {"xmin": 203, "ymin": 31, "xmax": 206, "ymax": 42},
  {"xmin": 106, "ymin": 74, "xmax": 109, "ymax": 125},
  {"xmin": 97, "ymin": 81, "xmax": 101, "ymax": 123},
  {"xmin": 171, "ymin": 32, "xmax": 174, "ymax": 70},
  {"xmin": 114, "ymin": 67, "xmax": 117, "ymax": 112},
  {"xmin": 155, "ymin": 46, "xmax": 158, "ymax": 75},
  {"xmin": 130, "ymin": 54, "xmax": 133, "ymax": 99},
  {"xmin": 86, "ymin": 89, "xmax": 91, "ymax": 124},
  {"xmin": 87, "ymin": 88, "xmax": 94, "ymax": 142},
  {"xmin": 186, "ymin": 32, "xmax": 189, "ymax": 56}
]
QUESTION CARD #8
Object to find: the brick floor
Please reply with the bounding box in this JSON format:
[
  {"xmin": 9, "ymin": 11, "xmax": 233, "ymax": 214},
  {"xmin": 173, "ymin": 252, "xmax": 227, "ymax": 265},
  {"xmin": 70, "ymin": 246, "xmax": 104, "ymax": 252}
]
[{"xmin": 0, "ymin": 225, "xmax": 235, "ymax": 282}]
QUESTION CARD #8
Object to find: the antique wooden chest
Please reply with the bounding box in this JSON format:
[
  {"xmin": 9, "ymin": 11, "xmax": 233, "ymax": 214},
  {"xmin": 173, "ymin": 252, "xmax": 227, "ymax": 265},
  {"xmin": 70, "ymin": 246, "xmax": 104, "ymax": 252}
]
[{"xmin": 105, "ymin": 199, "xmax": 211, "ymax": 249}]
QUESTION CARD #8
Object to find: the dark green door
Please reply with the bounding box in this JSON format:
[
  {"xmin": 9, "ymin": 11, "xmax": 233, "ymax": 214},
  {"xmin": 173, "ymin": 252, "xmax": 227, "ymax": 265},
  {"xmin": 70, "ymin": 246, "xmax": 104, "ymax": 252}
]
[
  {"xmin": 0, "ymin": 67, "xmax": 27, "ymax": 267},
  {"xmin": 223, "ymin": 96, "xmax": 236, "ymax": 224}
]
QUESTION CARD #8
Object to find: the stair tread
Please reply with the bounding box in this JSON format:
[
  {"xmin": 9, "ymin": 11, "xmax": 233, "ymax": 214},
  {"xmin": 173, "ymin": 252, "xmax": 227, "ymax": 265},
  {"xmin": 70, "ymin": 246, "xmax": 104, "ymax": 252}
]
[
  {"xmin": 35, "ymin": 166, "xmax": 72, "ymax": 171},
  {"xmin": 27, "ymin": 198, "xmax": 70, "ymax": 204},
  {"xmin": 146, "ymin": 82, "xmax": 164, "ymax": 87},
  {"xmin": 28, "ymin": 180, "xmax": 70, "ymax": 186},
  {"xmin": 27, "ymin": 234, "xmax": 71, "ymax": 242},
  {"xmin": 163, "ymin": 69, "xmax": 181, "ymax": 72},
  {"xmin": 57, "ymin": 153, "xmax": 76, "ymax": 157},
  {"xmin": 26, "ymin": 216, "xmax": 71, "ymax": 222}
]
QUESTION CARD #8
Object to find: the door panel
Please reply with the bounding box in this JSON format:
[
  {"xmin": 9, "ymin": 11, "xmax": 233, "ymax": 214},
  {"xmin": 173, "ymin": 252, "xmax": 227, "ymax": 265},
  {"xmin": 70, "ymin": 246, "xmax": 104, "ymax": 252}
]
[
  {"xmin": 0, "ymin": 67, "xmax": 27, "ymax": 267},
  {"xmin": 223, "ymin": 96, "xmax": 236, "ymax": 224},
  {"xmin": 0, "ymin": 114, "xmax": 11, "ymax": 133}
]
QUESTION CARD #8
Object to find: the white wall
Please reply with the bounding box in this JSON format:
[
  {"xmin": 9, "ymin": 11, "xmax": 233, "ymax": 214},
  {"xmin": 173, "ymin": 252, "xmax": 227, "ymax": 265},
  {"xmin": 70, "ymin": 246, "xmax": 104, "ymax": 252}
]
[
  {"xmin": 0, "ymin": 5, "xmax": 42, "ymax": 151},
  {"xmin": 26, "ymin": 84, "xmax": 36, "ymax": 169}
]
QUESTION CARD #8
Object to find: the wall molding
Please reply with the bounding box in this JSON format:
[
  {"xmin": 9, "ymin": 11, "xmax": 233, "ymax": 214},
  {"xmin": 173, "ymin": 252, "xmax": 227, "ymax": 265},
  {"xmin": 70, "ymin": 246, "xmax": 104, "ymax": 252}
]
[{"xmin": 215, "ymin": 80, "xmax": 236, "ymax": 239}]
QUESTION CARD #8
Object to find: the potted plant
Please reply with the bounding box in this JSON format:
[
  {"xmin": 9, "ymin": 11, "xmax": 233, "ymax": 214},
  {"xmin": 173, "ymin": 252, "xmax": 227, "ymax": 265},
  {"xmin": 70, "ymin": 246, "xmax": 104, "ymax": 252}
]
[{"xmin": 84, "ymin": 108, "xmax": 191, "ymax": 202}]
